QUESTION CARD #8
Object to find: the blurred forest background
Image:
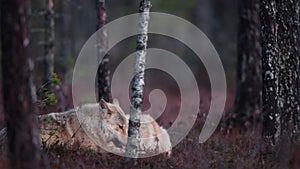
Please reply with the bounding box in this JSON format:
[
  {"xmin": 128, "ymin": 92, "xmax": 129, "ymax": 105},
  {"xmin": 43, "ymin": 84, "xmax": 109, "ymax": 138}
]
[
  {"xmin": 1, "ymin": 0, "xmax": 300, "ymax": 168},
  {"xmin": 0, "ymin": 0, "xmax": 238, "ymax": 129}
]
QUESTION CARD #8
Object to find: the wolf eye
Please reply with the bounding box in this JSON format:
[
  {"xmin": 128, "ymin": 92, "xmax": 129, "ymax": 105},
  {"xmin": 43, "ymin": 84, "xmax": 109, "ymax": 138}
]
[
  {"xmin": 107, "ymin": 112, "xmax": 112, "ymax": 115},
  {"xmin": 118, "ymin": 124, "xmax": 123, "ymax": 130}
]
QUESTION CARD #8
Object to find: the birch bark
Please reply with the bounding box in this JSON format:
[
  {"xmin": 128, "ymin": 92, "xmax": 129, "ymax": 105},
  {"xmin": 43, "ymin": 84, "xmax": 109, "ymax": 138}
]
[{"xmin": 125, "ymin": 0, "xmax": 151, "ymax": 159}]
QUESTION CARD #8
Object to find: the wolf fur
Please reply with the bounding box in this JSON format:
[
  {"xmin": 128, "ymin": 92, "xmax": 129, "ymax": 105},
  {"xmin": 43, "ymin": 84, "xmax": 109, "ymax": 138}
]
[
  {"xmin": 101, "ymin": 99, "xmax": 172, "ymax": 157},
  {"xmin": 6, "ymin": 99, "xmax": 172, "ymax": 157}
]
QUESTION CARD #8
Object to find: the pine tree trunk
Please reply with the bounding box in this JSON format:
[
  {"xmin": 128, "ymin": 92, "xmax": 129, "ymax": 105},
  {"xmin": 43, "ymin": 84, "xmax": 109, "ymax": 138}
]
[
  {"xmin": 261, "ymin": 0, "xmax": 278, "ymax": 143},
  {"xmin": 1, "ymin": 0, "xmax": 40, "ymax": 168},
  {"xmin": 96, "ymin": 0, "xmax": 110, "ymax": 102},
  {"xmin": 44, "ymin": 0, "xmax": 55, "ymax": 85},
  {"xmin": 276, "ymin": 0, "xmax": 300, "ymax": 140},
  {"xmin": 233, "ymin": 0, "xmax": 262, "ymax": 128},
  {"xmin": 261, "ymin": 0, "xmax": 300, "ymax": 144},
  {"xmin": 125, "ymin": 0, "xmax": 151, "ymax": 159}
]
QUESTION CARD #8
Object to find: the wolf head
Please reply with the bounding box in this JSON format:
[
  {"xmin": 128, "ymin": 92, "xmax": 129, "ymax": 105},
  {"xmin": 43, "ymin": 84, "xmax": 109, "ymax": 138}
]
[
  {"xmin": 98, "ymin": 99, "xmax": 172, "ymax": 157},
  {"xmin": 100, "ymin": 99, "xmax": 128, "ymax": 137}
]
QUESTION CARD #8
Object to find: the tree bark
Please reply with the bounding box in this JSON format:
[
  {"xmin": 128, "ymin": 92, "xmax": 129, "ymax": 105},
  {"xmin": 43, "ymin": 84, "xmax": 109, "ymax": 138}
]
[
  {"xmin": 261, "ymin": 0, "xmax": 300, "ymax": 144},
  {"xmin": 125, "ymin": 0, "xmax": 151, "ymax": 159},
  {"xmin": 96, "ymin": 0, "xmax": 110, "ymax": 102},
  {"xmin": 276, "ymin": 0, "xmax": 300, "ymax": 140},
  {"xmin": 261, "ymin": 0, "xmax": 279, "ymax": 143},
  {"xmin": 44, "ymin": 0, "xmax": 55, "ymax": 85},
  {"xmin": 233, "ymin": 0, "xmax": 262, "ymax": 128},
  {"xmin": 1, "ymin": 0, "xmax": 40, "ymax": 168}
]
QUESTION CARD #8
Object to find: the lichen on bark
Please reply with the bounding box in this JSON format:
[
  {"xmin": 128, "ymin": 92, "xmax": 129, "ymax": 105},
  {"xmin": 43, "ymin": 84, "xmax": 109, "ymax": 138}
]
[{"xmin": 261, "ymin": 0, "xmax": 300, "ymax": 144}]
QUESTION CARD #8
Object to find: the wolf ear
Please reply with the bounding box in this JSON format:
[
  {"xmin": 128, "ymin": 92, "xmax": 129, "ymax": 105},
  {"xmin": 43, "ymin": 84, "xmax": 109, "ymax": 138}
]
[
  {"xmin": 113, "ymin": 98, "xmax": 120, "ymax": 106},
  {"xmin": 100, "ymin": 99, "xmax": 115, "ymax": 113}
]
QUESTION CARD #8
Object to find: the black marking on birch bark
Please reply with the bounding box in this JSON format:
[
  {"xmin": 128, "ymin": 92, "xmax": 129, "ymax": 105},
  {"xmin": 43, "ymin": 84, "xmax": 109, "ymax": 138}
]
[
  {"xmin": 139, "ymin": 0, "xmax": 152, "ymax": 13},
  {"xmin": 129, "ymin": 119, "xmax": 141, "ymax": 127}
]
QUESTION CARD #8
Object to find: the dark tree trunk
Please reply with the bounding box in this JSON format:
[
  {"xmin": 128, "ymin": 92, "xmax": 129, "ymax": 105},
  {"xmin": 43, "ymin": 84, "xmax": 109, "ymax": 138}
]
[
  {"xmin": 96, "ymin": 0, "xmax": 110, "ymax": 102},
  {"xmin": 261, "ymin": 0, "xmax": 278, "ymax": 143},
  {"xmin": 233, "ymin": 0, "xmax": 262, "ymax": 128},
  {"xmin": 261, "ymin": 0, "xmax": 300, "ymax": 144},
  {"xmin": 44, "ymin": 0, "xmax": 55, "ymax": 85},
  {"xmin": 276, "ymin": 0, "xmax": 300, "ymax": 140},
  {"xmin": 1, "ymin": 0, "xmax": 40, "ymax": 168}
]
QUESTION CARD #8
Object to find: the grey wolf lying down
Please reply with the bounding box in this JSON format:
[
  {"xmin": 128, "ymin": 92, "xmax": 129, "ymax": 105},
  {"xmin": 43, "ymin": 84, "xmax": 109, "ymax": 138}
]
[{"xmin": 38, "ymin": 99, "xmax": 171, "ymax": 157}]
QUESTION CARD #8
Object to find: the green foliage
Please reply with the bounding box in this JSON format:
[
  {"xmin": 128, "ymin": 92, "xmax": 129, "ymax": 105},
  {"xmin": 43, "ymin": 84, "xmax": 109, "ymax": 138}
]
[
  {"xmin": 49, "ymin": 127, "xmax": 61, "ymax": 136},
  {"xmin": 49, "ymin": 128, "xmax": 56, "ymax": 136},
  {"xmin": 39, "ymin": 91, "xmax": 58, "ymax": 108},
  {"xmin": 37, "ymin": 72, "xmax": 61, "ymax": 108},
  {"xmin": 50, "ymin": 72, "xmax": 61, "ymax": 85},
  {"xmin": 43, "ymin": 116, "xmax": 52, "ymax": 123},
  {"xmin": 48, "ymin": 93, "xmax": 58, "ymax": 105}
]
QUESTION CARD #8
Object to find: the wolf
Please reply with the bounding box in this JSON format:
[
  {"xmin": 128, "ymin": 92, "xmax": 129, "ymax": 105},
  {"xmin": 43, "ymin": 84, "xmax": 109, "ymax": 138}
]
[
  {"xmin": 38, "ymin": 102, "xmax": 127, "ymax": 154},
  {"xmin": 38, "ymin": 99, "xmax": 171, "ymax": 157},
  {"xmin": 100, "ymin": 99, "xmax": 172, "ymax": 157}
]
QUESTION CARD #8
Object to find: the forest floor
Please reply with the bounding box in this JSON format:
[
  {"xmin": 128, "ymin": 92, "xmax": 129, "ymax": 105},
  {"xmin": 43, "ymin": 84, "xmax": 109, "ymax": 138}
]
[
  {"xmin": 0, "ymin": 85, "xmax": 299, "ymax": 168},
  {"xmin": 1, "ymin": 118, "xmax": 298, "ymax": 169}
]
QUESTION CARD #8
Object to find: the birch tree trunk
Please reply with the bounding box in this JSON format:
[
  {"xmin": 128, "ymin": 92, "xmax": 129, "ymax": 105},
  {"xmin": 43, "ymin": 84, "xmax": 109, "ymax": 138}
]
[
  {"xmin": 96, "ymin": 0, "xmax": 110, "ymax": 102},
  {"xmin": 1, "ymin": 0, "xmax": 40, "ymax": 168},
  {"xmin": 125, "ymin": 0, "xmax": 151, "ymax": 159},
  {"xmin": 233, "ymin": 0, "xmax": 262, "ymax": 129},
  {"xmin": 261, "ymin": 0, "xmax": 300, "ymax": 144}
]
